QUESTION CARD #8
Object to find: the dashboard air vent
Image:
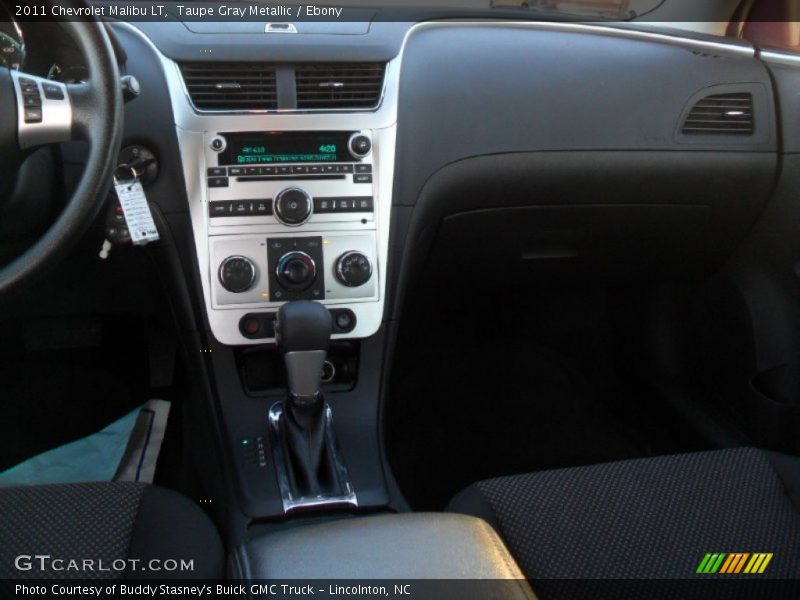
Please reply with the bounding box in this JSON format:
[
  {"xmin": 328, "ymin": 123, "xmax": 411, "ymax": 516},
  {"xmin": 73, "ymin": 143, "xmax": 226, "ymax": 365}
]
[
  {"xmin": 682, "ymin": 92, "xmax": 754, "ymax": 135},
  {"xmin": 180, "ymin": 63, "xmax": 278, "ymax": 110},
  {"xmin": 295, "ymin": 63, "xmax": 386, "ymax": 110}
]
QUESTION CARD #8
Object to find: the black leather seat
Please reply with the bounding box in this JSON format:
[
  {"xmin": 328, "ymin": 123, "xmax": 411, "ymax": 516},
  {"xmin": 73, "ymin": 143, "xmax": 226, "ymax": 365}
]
[
  {"xmin": 0, "ymin": 482, "xmax": 223, "ymax": 580},
  {"xmin": 449, "ymin": 448, "xmax": 800, "ymax": 591}
]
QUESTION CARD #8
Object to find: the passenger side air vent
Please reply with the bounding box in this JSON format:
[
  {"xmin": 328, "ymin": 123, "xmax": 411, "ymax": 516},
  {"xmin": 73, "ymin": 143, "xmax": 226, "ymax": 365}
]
[
  {"xmin": 180, "ymin": 63, "xmax": 278, "ymax": 110},
  {"xmin": 295, "ymin": 63, "xmax": 386, "ymax": 110},
  {"xmin": 681, "ymin": 93, "xmax": 754, "ymax": 135}
]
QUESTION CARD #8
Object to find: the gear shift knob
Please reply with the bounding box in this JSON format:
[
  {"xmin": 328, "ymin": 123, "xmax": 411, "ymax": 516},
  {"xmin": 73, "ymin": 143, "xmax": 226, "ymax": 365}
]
[{"xmin": 275, "ymin": 301, "xmax": 332, "ymax": 405}]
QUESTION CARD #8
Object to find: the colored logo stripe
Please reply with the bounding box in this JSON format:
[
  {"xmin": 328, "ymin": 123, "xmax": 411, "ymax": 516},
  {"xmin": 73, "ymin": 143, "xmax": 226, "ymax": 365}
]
[
  {"xmin": 719, "ymin": 553, "xmax": 749, "ymax": 574},
  {"xmin": 744, "ymin": 553, "xmax": 773, "ymax": 574},
  {"xmin": 697, "ymin": 553, "xmax": 773, "ymax": 575}
]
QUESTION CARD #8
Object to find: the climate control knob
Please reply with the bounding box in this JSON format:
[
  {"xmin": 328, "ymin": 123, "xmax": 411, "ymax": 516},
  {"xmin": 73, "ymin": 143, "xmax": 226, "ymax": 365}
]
[
  {"xmin": 274, "ymin": 188, "xmax": 312, "ymax": 226},
  {"xmin": 218, "ymin": 256, "xmax": 256, "ymax": 293},
  {"xmin": 335, "ymin": 251, "xmax": 372, "ymax": 287},
  {"xmin": 276, "ymin": 251, "xmax": 317, "ymax": 291}
]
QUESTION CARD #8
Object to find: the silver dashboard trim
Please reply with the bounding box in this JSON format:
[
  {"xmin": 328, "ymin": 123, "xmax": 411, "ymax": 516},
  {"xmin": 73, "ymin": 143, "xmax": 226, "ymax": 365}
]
[{"xmin": 759, "ymin": 50, "xmax": 800, "ymax": 68}]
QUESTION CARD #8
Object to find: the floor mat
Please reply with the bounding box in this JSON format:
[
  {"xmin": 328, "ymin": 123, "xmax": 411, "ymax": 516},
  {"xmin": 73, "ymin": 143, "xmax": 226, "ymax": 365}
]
[
  {"xmin": 386, "ymin": 290, "xmax": 709, "ymax": 510},
  {"xmin": 0, "ymin": 400, "xmax": 170, "ymax": 486},
  {"xmin": 0, "ymin": 318, "xmax": 149, "ymax": 472}
]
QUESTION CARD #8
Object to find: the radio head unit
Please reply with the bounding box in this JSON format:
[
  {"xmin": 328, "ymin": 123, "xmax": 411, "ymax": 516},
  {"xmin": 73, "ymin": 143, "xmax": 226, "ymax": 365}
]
[{"xmin": 215, "ymin": 131, "xmax": 371, "ymax": 166}]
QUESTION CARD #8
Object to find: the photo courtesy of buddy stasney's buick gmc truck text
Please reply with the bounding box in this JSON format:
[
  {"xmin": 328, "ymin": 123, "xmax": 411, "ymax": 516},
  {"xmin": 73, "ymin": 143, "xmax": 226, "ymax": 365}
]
[{"xmin": 0, "ymin": 1, "xmax": 799, "ymax": 599}]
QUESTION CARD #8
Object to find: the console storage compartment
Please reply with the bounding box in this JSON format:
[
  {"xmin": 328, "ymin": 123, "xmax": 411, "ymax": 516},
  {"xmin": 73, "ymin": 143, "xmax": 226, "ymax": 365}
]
[{"xmin": 233, "ymin": 513, "xmax": 533, "ymax": 597}]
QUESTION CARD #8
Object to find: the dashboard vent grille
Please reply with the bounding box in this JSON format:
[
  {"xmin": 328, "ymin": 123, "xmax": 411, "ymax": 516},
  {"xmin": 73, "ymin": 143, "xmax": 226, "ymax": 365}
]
[
  {"xmin": 295, "ymin": 63, "xmax": 386, "ymax": 109},
  {"xmin": 180, "ymin": 63, "xmax": 278, "ymax": 110},
  {"xmin": 682, "ymin": 93, "xmax": 754, "ymax": 135}
]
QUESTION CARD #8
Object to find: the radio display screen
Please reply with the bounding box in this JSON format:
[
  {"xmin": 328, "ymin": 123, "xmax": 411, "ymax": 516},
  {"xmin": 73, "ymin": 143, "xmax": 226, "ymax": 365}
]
[{"xmin": 218, "ymin": 132, "xmax": 355, "ymax": 165}]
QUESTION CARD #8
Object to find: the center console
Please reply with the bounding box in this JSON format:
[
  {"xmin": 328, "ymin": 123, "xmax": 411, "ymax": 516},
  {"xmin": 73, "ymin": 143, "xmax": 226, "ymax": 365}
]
[
  {"xmin": 155, "ymin": 51, "xmax": 399, "ymax": 346},
  {"xmin": 234, "ymin": 513, "xmax": 533, "ymax": 598}
]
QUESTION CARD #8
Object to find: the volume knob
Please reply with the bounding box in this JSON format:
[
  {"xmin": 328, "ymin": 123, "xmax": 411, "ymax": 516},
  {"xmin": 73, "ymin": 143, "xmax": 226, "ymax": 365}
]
[{"xmin": 274, "ymin": 188, "xmax": 313, "ymax": 226}]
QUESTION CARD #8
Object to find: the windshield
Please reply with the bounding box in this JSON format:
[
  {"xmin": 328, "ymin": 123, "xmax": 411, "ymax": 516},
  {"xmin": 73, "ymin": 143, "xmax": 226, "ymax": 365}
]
[{"xmin": 491, "ymin": 0, "xmax": 666, "ymax": 20}]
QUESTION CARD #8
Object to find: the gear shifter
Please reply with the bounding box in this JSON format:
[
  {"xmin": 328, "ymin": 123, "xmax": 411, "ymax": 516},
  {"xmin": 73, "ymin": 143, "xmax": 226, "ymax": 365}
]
[
  {"xmin": 276, "ymin": 300, "xmax": 331, "ymax": 427},
  {"xmin": 271, "ymin": 301, "xmax": 355, "ymax": 509}
]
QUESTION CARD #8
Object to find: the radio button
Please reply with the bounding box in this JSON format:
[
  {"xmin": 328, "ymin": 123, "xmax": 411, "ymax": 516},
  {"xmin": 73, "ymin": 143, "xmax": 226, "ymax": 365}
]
[
  {"xmin": 292, "ymin": 166, "xmax": 309, "ymax": 175},
  {"xmin": 254, "ymin": 201, "xmax": 272, "ymax": 215},
  {"xmin": 308, "ymin": 165, "xmax": 323, "ymax": 174},
  {"xmin": 355, "ymin": 164, "xmax": 372, "ymax": 173},
  {"xmin": 315, "ymin": 199, "xmax": 333, "ymax": 213},
  {"xmin": 245, "ymin": 167, "xmax": 259, "ymax": 176},
  {"xmin": 355, "ymin": 198, "xmax": 374, "ymax": 211},
  {"xmin": 259, "ymin": 166, "xmax": 276, "ymax": 175},
  {"xmin": 277, "ymin": 166, "xmax": 291, "ymax": 175},
  {"xmin": 209, "ymin": 201, "xmax": 232, "ymax": 217},
  {"xmin": 228, "ymin": 167, "xmax": 244, "ymax": 176},
  {"xmin": 232, "ymin": 201, "xmax": 252, "ymax": 215},
  {"xmin": 335, "ymin": 199, "xmax": 354, "ymax": 211},
  {"xmin": 207, "ymin": 167, "xmax": 226, "ymax": 177},
  {"xmin": 340, "ymin": 164, "xmax": 354, "ymax": 174},
  {"xmin": 354, "ymin": 174, "xmax": 373, "ymax": 184},
  {"xmin": 274, "ymin": 188, "xmax": 313, "ymax": 226},
  {"xmin": 208, "ymin": 177, "xmax": 229, "ymax": 188}
]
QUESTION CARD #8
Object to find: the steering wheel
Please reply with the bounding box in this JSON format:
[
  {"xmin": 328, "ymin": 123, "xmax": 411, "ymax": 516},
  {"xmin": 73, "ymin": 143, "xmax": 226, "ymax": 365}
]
[{"xmin": 0, "ymin": 20, "xmax": 122, "ymax": 294}]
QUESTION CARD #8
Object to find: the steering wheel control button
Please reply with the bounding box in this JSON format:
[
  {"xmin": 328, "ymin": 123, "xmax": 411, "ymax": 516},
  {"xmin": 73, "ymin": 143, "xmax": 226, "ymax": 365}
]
[
  {"xmin": 331, "ymin": 309, "xmax": 357, "ymax": 333},
  {"xmin": 336, "ymin": 251, "xmax": 373, "ymax": 287},
  {"xmin": 267, "ymin": 236, "xmax": 326, "ymax": 301},
  {"xmin": 24, "ymin": 108, "xmax": 42, "ymax": 123},
  {"xmin": 42, "ymin": 82, "xmax": 65, "ymax": 100},
  {"xmin": 218, "ymin": 256, "xmax": 257, "ymax": 293},
  {"xmin": 274, "ymin": 188, "xmax": 313, "ymax": 226},
  {"xmin": 348, "ymin": 134, "xmax": 372, "ymax": 159},
  {"xmin": 19, "ymin": 78, "xmax": 43, "ymax": 123},
  {"xmin": 276, "ymin": 251, "xmax": 316, "ymax": 292},
  {"xmin": 210, "ymin": 136, "xmax": 227, "ymax": 152}
]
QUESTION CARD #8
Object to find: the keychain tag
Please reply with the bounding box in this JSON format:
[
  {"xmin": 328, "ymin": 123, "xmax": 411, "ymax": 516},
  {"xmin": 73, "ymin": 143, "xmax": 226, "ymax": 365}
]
[{"xmin": 113, "ymin": 166, "xmax": 160, "ymax": 246}]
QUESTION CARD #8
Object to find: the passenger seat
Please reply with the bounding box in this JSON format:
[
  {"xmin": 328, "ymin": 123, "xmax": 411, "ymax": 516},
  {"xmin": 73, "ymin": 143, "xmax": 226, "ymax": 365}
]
[{"xmin": 449, "ymin": 448, "xmax": 800, "ymax": 583}]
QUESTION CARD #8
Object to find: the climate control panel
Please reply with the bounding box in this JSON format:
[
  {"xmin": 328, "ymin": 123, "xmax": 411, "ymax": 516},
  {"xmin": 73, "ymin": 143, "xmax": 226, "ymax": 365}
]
[{"xmin": 211, "ymin": 232, "xmax": 377, "ymax": 310}]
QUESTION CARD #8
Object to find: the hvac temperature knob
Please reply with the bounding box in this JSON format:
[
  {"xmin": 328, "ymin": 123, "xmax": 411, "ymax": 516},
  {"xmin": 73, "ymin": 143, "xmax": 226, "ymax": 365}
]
[
  {"xmin": 218, "ymin": 256, "xmax": 256, "ymax": 293},
  {"xmin": 335, "ymin": 251, "xmax": 372, "ymax": 287},
  {"xmin": 276, "ymin": 251, "xmax": 317, "ymax": 292}
]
